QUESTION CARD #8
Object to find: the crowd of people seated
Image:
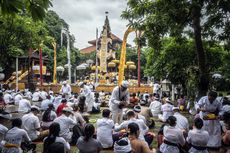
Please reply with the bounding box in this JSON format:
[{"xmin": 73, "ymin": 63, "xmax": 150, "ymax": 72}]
[{"xmin": 0, "ymin": 81, "xmax": 229, "ymax": 153}]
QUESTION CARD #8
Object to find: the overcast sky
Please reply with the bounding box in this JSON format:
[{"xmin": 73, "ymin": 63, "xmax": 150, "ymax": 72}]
[{"xmin": 51, "ymin": 0, "xmax": 136, "ymax": 49}]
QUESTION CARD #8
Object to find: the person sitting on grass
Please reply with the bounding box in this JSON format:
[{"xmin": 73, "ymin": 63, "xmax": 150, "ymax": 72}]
[
  {"xmin": 53, "ymin": 106, "xmax": 76, "ymax": 142},
  {"xmin": 43, "ymin": 122, "xmax": 70, "ymax": 153},
  {"xmin": 76, "ymin": 123, "xmax": 102, "ymax": 153},
  {"xmin": 114, "ymin": 110, "xmax": 151, "ymax": 145},
  {"xmin": 128, "ymin": 122, "xmax": 156, "ymax": 153},
  {"xmin": 186, "ymin": 117, "xmax": 209, "ymax": 153},
  {"xmin": 159, "ymin": 116, "xmax": 185, "ymax": 153},
  {"xmin": 96, "ymin": 109, "xmax": 114, "ymax": 149},
  {"xmin": 41, "ymin": 104, "xmax": 57, "ymax": 130},
  {"xmin": 2, "ymin": 118, "xmax": 32, "ymax": 153}
]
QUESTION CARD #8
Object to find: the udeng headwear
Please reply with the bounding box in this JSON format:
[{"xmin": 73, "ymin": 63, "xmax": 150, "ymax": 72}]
[{"xmin": 121, "ymin": 80, "xmax": 129, "ymax": 88}]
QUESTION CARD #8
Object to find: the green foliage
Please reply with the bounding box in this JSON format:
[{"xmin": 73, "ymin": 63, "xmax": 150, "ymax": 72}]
[
  {"xmin": 0, "ymin": 0, "xmax": 52, "ymax": 21},
  {"xmin": 123, "ymin": 0, "xmax": 230, "ymax": 96}
]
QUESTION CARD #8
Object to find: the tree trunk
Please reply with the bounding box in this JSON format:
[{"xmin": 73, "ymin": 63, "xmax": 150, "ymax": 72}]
[{"xmin": 192, "ymin": 0, "xmax": 209, "ymax": 98}]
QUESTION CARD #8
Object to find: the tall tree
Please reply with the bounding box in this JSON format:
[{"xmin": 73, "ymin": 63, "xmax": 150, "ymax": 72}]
[{"xmin": 122, "ymin": 0, "xmax": 230, "ymax": 97}]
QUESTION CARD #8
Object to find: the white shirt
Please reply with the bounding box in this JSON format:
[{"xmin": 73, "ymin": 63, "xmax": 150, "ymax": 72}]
[
  {"xmin": 60, "ymin": 84, "xmax": 71, "ymax": 95},
  {"xmin": 115, "ymin": 118, "xmax": 148, "ymax": 141},
  {"xmin": 40, "ymin": 91, "xmax": 48, "ymax": 100},
  {"xmin": 18, "ymin": 99, "xmax": 31, "ymax": 113},
  {"xmin": 109, "ymin": 86, "xmax": 130, "ymax": 112},
  {"xmin": 3, "ymin": 127, "xmax": 30, "ymax": 152},
  {"xmin": 32, "ymin": 91, "xmax": 41, "ymax": 101},
  {"xmin": 174, "ymin": 112, "xmax": 189, "ymax": 131},
  {"xmin": 161, "ymin": 103, "xmax": 173, "ymax": 122},
  {"xmin": 0, "ymin": 124, "xmax": 8, "ymax": 144},
  {"xmin": 14, "ymin": 94, "xmax": 23, "ymax": 105},
  {"xmin": 153, "ymin": 83, "xmax": 160, "ymax": 93},
  {"xmin": 149, "ymin": 100, "xmax": 162, "ymax": 116},
  {"xmin": 96, "ymin": 118, "xmax": 114, "ymax": 148},
  {"xmin": 25, "ymin": 91, "xmax": 32, "ymax": 99},
  {"xmin": 53, "ymin": 114, "xmax": 76, "ymax": 141},
  {"xmin": 53, "ymin": 96, "xmax": 62, "ymax": 110},
  {"xmin": 41, "ymin": 99, "xmax": 52, "ymax": 110},
  {"xmin": 187, "ymin": 128, "xmax": 209, "ymax": 153},
  {"xmin": 3, "ymin": 93, "xmax": 13, "ymax": 104},
  {"xmin": 160, "ymin": 125, "xmax": 185, "ymax": 153},
  {"xmin": 43, "ymin": 136, "xmax": 70, "ymax": 151},
  {"xmin": 22, "ymin": 112, "xmax": 40, "ymax": 140}
]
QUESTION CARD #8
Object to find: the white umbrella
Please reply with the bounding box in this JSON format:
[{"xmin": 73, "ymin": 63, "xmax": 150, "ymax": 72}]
[
  {"xmin": 76, "ymin": 65, "xmax": 86, "ymax": 70},
  {"xmin": 212, "ymin": 73, "xmax": 222, "ymax": 79},
  {"xmin": 56, "ymin": 66, "xmax": 64, "ymax": 72},
  {"xmin": 86, "ymin": 59, "xmax": 94, "ymax": 65},
  {"xmin": 64, "ymin": 64, "xmax": 72, "ymax": 69}
]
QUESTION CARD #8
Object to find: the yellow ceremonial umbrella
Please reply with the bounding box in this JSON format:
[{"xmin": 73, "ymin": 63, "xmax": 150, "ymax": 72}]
[
  {"xmin": 108, "ymin": 62, "xmax": 116, "ymax": 68},
  {"xmin": 112, "ymin": 59, "xmax": 119, "ymax": 64},
  {"xmin": 126, "ymin": 61, "xmax": 135, "ymax": 66},
  {"xmin": 129, "ymin": 64, "xmax": 136, "ymax": 70}
]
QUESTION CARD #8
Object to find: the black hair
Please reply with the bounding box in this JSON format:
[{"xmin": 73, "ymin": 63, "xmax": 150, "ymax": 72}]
[
  {"xmin": 102, "ymin": 109, "xmax": 110, "ymax": 118},
  {"xmin": 42, "ymin": 105, "xmax": 54, "ymax": 122},
  {"xmin": 12, "ymin": 118, "xmax": 22, "ymax": 128},
  {"xmin": 84, "ymin": 123, "xmax": 95, "ymax": 142},
  {"xmin": 61, "ymin": 99, "xmax": 67, "ymax": 103},
  {"xmin": 132, "ymin": 93, "xmax": 136, "ymax": 97},
  {"xmin": 128, "ymin": 122, "xmax": 139, "ymax": 137},
  {"xmin": 43, "ymin": 123, "xmax": 61, "ymax": 152},
  {"xmin": 208, "ymin": 91, "xmax": 217, "ymax": 99},
  {"xmin": 166, "ymin": 116, "xmax": 177, "ymax": 126},
  {"xmin": 126, "ymin": 110, "xmax": 135, "ymax": 118},
  {"xmin": 223, "ymin": 112, "xmax": 230, "ymax": 126},
  {"xmin": 194, "ymin": 118, "xmax": 203, "ymax": 129}
]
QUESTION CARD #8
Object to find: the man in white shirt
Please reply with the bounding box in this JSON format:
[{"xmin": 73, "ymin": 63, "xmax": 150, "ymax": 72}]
[
  {"xmin": 173, "ymin": 107, "xmax": 189, "ymax": 132},
  {"xmin": 153, "ymin": 82, "xmax": 160, "ymax": 94},
  {"xmin": 114, "ymin": 110, "xmax": 149, "ymax": 142},
  {"xmin": 18, "ymin": 96, "xmax": 31, "ymax": 113},
  {"xmin": 158, "ymin": 98, "xmax": 174, "ymax": 122},
  {"xmin": 109, "ymin": 80, "xmax": 130, "ymax": 124},
  {"xmin": 60, "ymin": 81, "xmax": 72, "ymax": 99},
  {"xmin": 24, "ymin": 89, "xmax": 32, "ymax": 99},
  {"xmin": 149, "ymin": 96, "xmax": 162, "ymax": 117},
  {"xmin": 53, "ymin": 106, "xmax": 76, "ymax": 142},
  {"xmin": 40, "ymin": 90, "xmax": 48, "ymax": 100},
  {"xmin": 79, "ymin": 82, "xmax": 94, "ymax": 112},
  {"xmin": 32, "ymin": 88, "xmax": 41, "ymax": 102},
  {"xmin": 22, "ymin": 105, "xmax": 41, "ymax": 141},
  {"xmin": 14, "ymin": 92, "xmax": 23, "ymax": 105},
  {"xmin": 41, "ymin": 95, "xmax": 52, "ymax": 111},
  {"xmin": 0, "ymin": 111, "xmax": 11, "ymax": 150},
  {"xmin": 3, "ymin": 90, "xmax": 13, "ymax": 104},
  {"xmin": 96, "ymin": 109, "xmax": 114, "ymax": 148}
]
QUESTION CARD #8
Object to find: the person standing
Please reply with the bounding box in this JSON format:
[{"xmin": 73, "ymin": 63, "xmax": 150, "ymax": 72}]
[
  {"xmin": 78, "ymin": 82, "xmax": 94, "ymax": 113},
  {"xmin": 60, "ymin": 81, "xmax": 72, "ymax": 100},
  {"xmin": 109, "ymin": 80, "xmax": 130, "ymax": 124},
  {"xmin": 196, "ymin": 91, "xmax": 222, "ymax": 152}
]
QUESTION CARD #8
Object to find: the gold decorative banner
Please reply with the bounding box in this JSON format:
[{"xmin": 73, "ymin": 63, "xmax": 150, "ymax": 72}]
[{"xmin": 118, "ymin": 27, "xmax": 134, "ymax": 85}]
